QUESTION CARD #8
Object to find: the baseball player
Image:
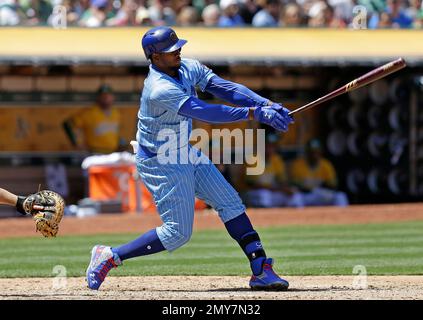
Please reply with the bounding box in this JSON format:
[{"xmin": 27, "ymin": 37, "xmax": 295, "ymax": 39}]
[
  {"xmin": 291, "ymin": 139, "xmax": 349, "ymax": 206},
  {"xmin": 62, "ymin": 84, "xmax": 126, "ymax": 154},
  {"xmin": 86, "ymin": 27, "xmax": 294, "ymax": 291},
  {"xmin": 1, "ymin": 187, "xmax": 64, "ymax": 236}
]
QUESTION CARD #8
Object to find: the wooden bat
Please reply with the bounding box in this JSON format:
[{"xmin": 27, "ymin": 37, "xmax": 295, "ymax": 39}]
[{"xmin": 288, "ymin": 58, "xmax": 407, "ymax": 116}]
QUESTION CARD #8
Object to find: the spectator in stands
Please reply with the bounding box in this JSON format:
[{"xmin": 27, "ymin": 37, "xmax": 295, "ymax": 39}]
[
  {"xmin": 245, "ymin": 133, "xmax": 303, "ymax": 208},
  {"xmin": 62, "ymin": 84, "xmax": 127, "ymax": 154},
  {"xmin": 172, "ymin": 0, "xmax": 193, "ymax": 16},
  {"xmin": 377, "ymin": 10, "xmax": 393, "ymax": 27},
  {"xmin": 105, "ymin": 0, "xmax": 138, "ymax": 26},
  {"xmin": 36, "ymin": 0, "xmax": 54, "ymax": 25},
  {"xmin": 70, "ymin": 0, "xmax": 91, "ymax": 21},
  {"xmin": 405, "ymin": 0, "xmax": 423, "ymax": 20},
  {"xmin": 148, "ymin": 0, "xmax": 176, "ymax": 25},
  {"xmin": 252, "ymin": 0, "xmax": 280, "ymax": 27},
  {"xmin": 413, "ymin": 8, "xmax": 423, "ymax": 27},
  {"xmin": 325, "ymin": 2, "xmax": 347, "ymax": 27},
  {"xmin": 327, "ymin": 0, "xmax": 354, "ymax": 24},
  {"xmin": 135, "ymin": 1, "xmax": 152, "ymax": 25},
  {"xmin": 60, "ymin": 0, "xmax": 82, "ymax": 26},
  {"xmin": 192, "ymin": 0, "xmax": 217, "ymax": 15},
  {"xmin": 176, "ymin": 5, "xmax": 199, "ymax": 25},
  {"xmin": 280, "ymin": 3, "xmax": 305, "ymax": 27},
  {"xmin": 0, "ymin": 0, "xmax": 421, "ymax": 28},
  {"xmin": 388, "ymin": 0, "xmax": 414, "ymax": 28},
  {"xmin": 307, "ymin": 0, "xmax": 328, "ymax": 27},
  {"xmin": 201, "ymin": 3, "xmax": 220, "ymax": 26},
  {"xmin": 78, "ymin": 0, "xmax": 110, "ymax": 27},
  {"xmin": 290, "ymin": 138, "xmax": 349, "ymax": 207},
  {"xmin": 0, "ymin": 0, "xmax": 20, "ymax": 25},
  {"xmin": 368, "ymin": 0, "xmax": 413, "ymax": 28},
  {"xmin": 17, "ymin": 0, "xmax": 53, "ymax": 26},
  {"xmin": 238, "ymin": 0, "xmax": 260, "ymax": 24},
  {"xmin": 217, "ymin": 0, "xmax": 245, "ymax": 26},
  {"xmin": 307, "ymin": 0, "xmax": 346, "ymax": 27},
  {"xmin": 357, "ymin": 0, "xmax": 386, "ymax": 15},
  {"xmin": 296, "ymin": 0, "xmax": 316, "ymax": 16}
]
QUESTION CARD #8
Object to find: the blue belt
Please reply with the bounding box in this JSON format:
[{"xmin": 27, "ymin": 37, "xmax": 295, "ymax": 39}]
[{"xmin": 137, "ymin": 144, "xmax": 157, "ymax": 159}]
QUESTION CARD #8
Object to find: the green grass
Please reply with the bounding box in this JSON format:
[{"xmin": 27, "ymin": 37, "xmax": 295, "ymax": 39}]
[{"xmin": 1, "ymin": 221, "xmax": 423, "ymax": 278}]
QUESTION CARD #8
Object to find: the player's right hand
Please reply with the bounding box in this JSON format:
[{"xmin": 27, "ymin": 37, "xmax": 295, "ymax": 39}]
[{"xmin": 253, "ymin": 103, "xmax": 294, "ymax": 132}]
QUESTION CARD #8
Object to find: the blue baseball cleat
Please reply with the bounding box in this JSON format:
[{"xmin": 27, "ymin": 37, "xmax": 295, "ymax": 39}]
[
  {"xmin": 249, "ymin": 258, "xmax": 289, "ymax": 291},
  {"xmin": 86, "ymin": 245, "xmax": 121, "ymax": 290}
]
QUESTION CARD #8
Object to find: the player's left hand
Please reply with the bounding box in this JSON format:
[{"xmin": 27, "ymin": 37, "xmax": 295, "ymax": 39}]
[
  {"xmin": 253, "ymin": 103, "xmax": 294, "ymax": 132},
  {"xmin": 271, "ymin": 103, "xmax": 294, "ymax": 123}
]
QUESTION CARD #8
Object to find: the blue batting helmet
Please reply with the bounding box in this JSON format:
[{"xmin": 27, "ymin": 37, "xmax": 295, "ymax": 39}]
[{"xmin": 141, "ymin": 27, "xmax": 187, "ymax": 60}]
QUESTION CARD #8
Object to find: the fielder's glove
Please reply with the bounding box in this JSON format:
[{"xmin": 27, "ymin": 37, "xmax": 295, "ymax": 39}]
[
  {"xmin": 254, "ymin": 103, "xmax": 294, "ymax": 132},
  {"xmin": 16, "ymin": 190, "xmax": 65, "ymax": 238}
]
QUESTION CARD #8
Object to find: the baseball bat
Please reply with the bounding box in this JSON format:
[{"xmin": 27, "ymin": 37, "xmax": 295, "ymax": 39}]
[{"xmin": 288, "ymin": 58, "xmax": 407, "ymax": 116}]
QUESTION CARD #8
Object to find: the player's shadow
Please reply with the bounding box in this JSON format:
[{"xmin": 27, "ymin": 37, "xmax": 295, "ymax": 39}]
[
  {"xmin": 278, "ymin": 287, "xmax": 353, "ymax": 292},
  {"xmin": 204, "ymin": 287, "xmax": 349, "ymax": 293},
  {"xmin": 122, "ymin": 287, "xmax": 349, "ymax": 293}
]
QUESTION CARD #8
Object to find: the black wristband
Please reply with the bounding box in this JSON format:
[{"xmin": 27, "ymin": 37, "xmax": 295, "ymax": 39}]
[{"xmin": 16, "ymin": 196, "xmax": 27, "ymax": 215}]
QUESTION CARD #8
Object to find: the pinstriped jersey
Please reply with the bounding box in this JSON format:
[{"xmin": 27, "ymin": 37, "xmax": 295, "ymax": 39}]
[{"xmin": 136, "ymin": 58, "xmax": 215, "ymax": 154}]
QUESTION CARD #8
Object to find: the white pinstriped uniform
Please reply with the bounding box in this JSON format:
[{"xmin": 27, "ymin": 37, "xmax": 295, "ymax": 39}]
[{"xmin": 136, "ymin": 58, "xmax": 246, "ymax": 251}]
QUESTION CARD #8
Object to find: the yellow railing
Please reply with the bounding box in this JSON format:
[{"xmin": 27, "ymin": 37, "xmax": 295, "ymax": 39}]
[{"xmin": 0, "ymin": 28, "xmax": 422, "ymax": 63}]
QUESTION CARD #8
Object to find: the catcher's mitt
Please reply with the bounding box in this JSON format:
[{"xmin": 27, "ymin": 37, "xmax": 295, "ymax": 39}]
[{"xmin": 19, "ymin": 190, "xmax": 65, "ymax": 237}]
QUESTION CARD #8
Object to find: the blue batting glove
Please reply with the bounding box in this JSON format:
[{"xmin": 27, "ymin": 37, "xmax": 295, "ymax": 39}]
[
  {"xmin": 272, "ymin": 103, "xmax": 294, "ymax": 124},
  {"xmin": 253, "ymin": 103, "xmax": 294, "ymax": 132}
]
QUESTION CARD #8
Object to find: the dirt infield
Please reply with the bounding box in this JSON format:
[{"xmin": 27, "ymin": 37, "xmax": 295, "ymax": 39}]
[
  {"xmin": 2, "ymin": 203, "xmax": 423, "ymax": 300},
  {"xmin": 1, "ymin": 276, "xmax": 422, "ymax": 300},
  {"xmin": 2, "ymin": 203, "xmax": 423, "ymax": 239}
]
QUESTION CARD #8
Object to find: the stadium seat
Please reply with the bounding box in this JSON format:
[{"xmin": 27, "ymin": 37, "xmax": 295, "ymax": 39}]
[
  {"xmin": 0, "ymin": 76, "xmax": 33, "ymax": 92},
  {"xmin": 103, "ymin": 76, "xmax": 136, "ymax": 92},
  {"xmin": 297, "ymin": 76, "xmax": 320, "ymax": 89},
  {"xmin": 231, "ymin": 75, "xmax": 264, "ymax": 90},
  {"xmin": 264, "ymin": 75, "xmax": 296, "ymax": 90},
  {"xmin": 0, "ymin": 65, "xmax": 11, "ymax": 75},
  {"xmin": 69, "ymin": 76, "xmax": 102, "ymax": 92},
  {"xmin": 71, "ymin": 65, "xmax": 127, "ymax": 75},
  {"xmin": 35, "ymin": 76, "xmax": 68, "ymax": 92}
]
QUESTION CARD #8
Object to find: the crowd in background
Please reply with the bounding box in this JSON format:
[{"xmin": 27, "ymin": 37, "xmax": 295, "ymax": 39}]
[{"xmin": 0, "ymin": 0, "xmax": 422, "ymax": 28}]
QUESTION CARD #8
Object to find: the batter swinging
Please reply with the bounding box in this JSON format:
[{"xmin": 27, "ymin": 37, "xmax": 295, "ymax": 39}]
[{"xmin": 86, "ymin": 27, "xmax": 294, "ymax": 291}]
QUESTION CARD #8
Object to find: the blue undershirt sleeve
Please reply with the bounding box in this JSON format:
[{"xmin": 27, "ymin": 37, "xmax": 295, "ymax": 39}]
[
  {"xmin": 205, "ymin": 75, "xmax": 269, "ymax": 108},
  {"xmin": 178, "ymin": 96, "xmax": 250, "ymax": 124}
]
